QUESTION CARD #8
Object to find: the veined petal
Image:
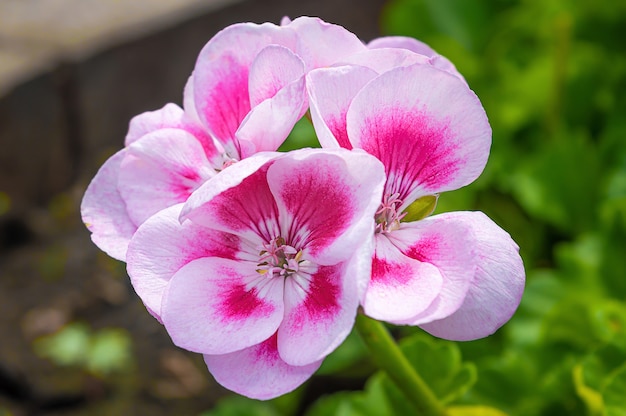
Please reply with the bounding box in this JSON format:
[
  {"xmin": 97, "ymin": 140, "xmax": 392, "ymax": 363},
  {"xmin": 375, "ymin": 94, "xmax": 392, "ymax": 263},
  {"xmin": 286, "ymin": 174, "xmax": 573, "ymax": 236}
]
[
  {"xmin": 204, "ymin": 333, "xmax": 322, "ymax": 400},
  {"xmin": 126, "ymin": 204, "xmax": 242, "ymax": 320},
  {"xmin": 117, "ymin": 129, "xmax": 215, "ymax": 226},
  {"xmin": 236, "ymin": 74, "xmax": 308, "ymax": 157},
  {"xmin": 419, "ymin": 211, "xmax": 525, "ymax": 340},
  {"xmin": 278, "ymin": 262, "xmax": 357, "ymax": 366},
  {"xmin": 283, "ymin": 16, "xmax": 366, "ymax": 70},
  {"xmin": 192, "ymin": 22, "xmax": 296, "ymax": 157},
  {"xmin": 384, "ymin": 214, "xmax": 477, "ymax": 325},
  {"xmin": 266, "ymin": 148, "xmax": 385, "ymax": 265},
  {"xmin": 362, "ymin": 234, "xmax": 443, "ymax": 322},
  {"xmin": 80, "ymin": 150, "xmax": 136, "ymax": 261},
  {"xmin": 367, "ymin": 36, "xmax": 466, "ymax": 83},
  {"xmin": 162, "ymin": 257, "xmax": 284, "ymax": 355},
  {"xmin": 182, "ymin": 153, "xmax": 282, "ymax": 241},
  {"xmin": 307, "ymin": 65, "xmax": 378, "ymax": 149},
  {"xmin": 346, "ymin": 63, "xmax": 491, "ymax": 204}
]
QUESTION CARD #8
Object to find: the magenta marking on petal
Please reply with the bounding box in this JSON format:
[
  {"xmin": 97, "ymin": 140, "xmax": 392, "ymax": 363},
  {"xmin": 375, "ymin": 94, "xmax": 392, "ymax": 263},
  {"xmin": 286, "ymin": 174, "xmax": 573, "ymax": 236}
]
[
  {"xmin": 361, "ymin": 110, "xmax": 458, "ymax": 199},
  {"xmin": 197, "ymin": 56, "xmax": 250, "ymax": 157},
  {"xmin": 219, "ymin": 281, "xmax": 275, "ymax": 321},
  {"xmin": 273, "ymin": 159, "xmax": 354, "ymax": 253},
  {"xmin": 210, "ymin": 164, "xmax": 280, "ymax": 239},
  {"xmin": 294, "ymin": 266, "xmax": 341, "ymax": 326},
  {"xmin": 255, "ymin": 332, "xmax": 280, "ymax": 362},
  {"xmin": 327, "ymin": 111, "xmax": 352, "ymax": 149},
  {"xmin": 371, "ymin": 255, "xmax": 412, "ymax": 286},
  {"xmin": 404, "ymin": 234, "xmax": 441, "ymax": 263},
  {"xmin": 184, "ymin": 229, "xmax": 241, "ymax": 261}
]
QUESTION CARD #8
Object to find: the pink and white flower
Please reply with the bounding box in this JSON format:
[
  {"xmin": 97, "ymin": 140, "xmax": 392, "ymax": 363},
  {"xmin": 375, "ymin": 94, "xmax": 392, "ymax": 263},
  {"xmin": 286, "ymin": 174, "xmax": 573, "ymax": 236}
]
[
  {"xmin": 307, "ymin": 59, "xmax": 525, "ymax": 340},
  {"xmin": 81, "ymin": 16, "xmax": 367, "ymax": 261},
  {"xmin": 125, "ymin": 148, "xmax": 386, "ymax": 399}
]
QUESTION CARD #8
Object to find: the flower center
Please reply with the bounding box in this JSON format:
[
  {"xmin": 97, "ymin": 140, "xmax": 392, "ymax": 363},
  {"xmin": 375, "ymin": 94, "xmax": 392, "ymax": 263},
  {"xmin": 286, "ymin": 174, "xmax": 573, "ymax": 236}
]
[
  {"xmin": 256, "ymin": 236, "xmax": 304, "ymax": 278},
  {"xmin": 375, "ymin": 193, "xmax": 406, "ymax": 234}
]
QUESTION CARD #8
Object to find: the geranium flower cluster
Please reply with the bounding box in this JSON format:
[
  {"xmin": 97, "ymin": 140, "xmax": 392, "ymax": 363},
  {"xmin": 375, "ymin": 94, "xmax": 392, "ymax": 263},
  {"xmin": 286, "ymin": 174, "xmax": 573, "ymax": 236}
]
[{"xmin": 81, "ymin": 16, "xmax": 525, "ymax": 400}]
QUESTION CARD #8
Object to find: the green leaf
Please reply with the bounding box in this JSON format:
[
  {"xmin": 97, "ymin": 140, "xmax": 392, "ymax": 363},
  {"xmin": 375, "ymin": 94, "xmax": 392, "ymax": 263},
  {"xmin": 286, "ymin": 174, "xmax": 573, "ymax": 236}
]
[
  {"xmin": 509, "ymin": 130, "xmax": 601, "ymax": 234},
  {"xmin": 33, "ymin": 323, "xmax": 90, "ymax": 366},
  {"xmin": 397, "ymin": 334, "xmax": 477, "ymax": 404},
  {"xmin": 572, "ymin": 364, "xmax": 604, "ymax": 416},
  {"xmin": 86, "ymin": 328, "xmax": 132, "ymax": 375},
  {"xmin": 317, "ymin": 328, "xmax": 370, "ymax": 377},
  {"xmin": 447, "ymin": 405, "xmax": 509, "ymax": 416},
  {"xmin": 604, "ymin": 364, "xmax": 626, "ymax": 416},
  {"xmin": 201, "ymin": 396, "xmax": 280, "ymax": 416},
  {"xmin": 305, "ymin": 375, "xmax": 393, "ymax": 416}
]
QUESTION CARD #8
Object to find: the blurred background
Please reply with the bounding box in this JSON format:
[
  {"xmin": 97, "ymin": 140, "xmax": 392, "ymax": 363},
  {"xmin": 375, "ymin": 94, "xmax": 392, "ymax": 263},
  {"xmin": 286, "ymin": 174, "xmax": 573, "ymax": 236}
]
[{"xmin": 1, "ymin": 0, "xmax": 625, "ymax": 415}]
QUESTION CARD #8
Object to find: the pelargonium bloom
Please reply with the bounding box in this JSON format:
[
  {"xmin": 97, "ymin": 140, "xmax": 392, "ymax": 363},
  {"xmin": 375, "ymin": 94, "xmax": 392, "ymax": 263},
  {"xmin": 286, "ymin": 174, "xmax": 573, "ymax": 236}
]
[
  {"xmin": 307, "ymin": 58, "xmax": 525, "ymax": 340},
  {"xmin": 81, "ymin": 16, "xmax": 367, "ymax": 261},
  {"xmin": 125, "ymin": 148, "xmax": 386, "ymax": 399}
]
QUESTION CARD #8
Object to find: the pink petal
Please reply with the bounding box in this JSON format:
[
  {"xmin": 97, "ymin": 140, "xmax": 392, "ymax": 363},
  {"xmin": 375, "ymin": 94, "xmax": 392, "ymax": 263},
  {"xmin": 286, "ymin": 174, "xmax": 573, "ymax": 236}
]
[
  {"xmin": 419, "ymin": 211, "xmax": 525, "ymax": 340},
  {"xmin": 161, "ymin": 257, "xmax": 285, "ymax": 355},
  {"xmin": 283, "ymin": 16, "xmax": 367, "ymax": 70},
  {"xmin": 368, "ymin": 36, "xmax": 437, "ymax": 56},
  {"xmin": 126, "ymin": 204, "xmax": 242, "ymax": 320},
  {"xmin": 307, "ymin": 65, "xmax": 378, "ymax": 149},
  {"xmin": 117, "ymin": 129, "xmax": 215, "ymax": 226},
  {"xmin": 338, "ymin": 47, "xmax": 430, "ymax": 75},
  {"xmin": 248, "ymin": 45, "xmax": 305, "ymax": 108},
  {"xmin": 80, "ymin": 149, "xmax": 136, "ymax": 261},
  {"xmin": 192, "ymin": 22, "xmax": 296, "ymax": 157},
  {"xmin": 266, "ymin": 148, "xmax": 385, "ymax": 265},
  {"xmin": 368, "ymin": 36, "xmax": 466, "ymax": 84},
  {"xmin": 278, "ymin": 261, "xmax": 358, "ymax": 366},
  {"xmin": 204, "ymin": 333, "xmax": 322, "ymax": 400},
  {"xmin": 346, "ymin": 63, "xmax": 491, "ymax": 203},
  {"xmin": 236, "ymin": 73, "xmax": 308, "ymax": 157},
  {"xmin": 124, "ymin": 103, "xmax": 184, "ymax": 146},
  {"xmin": 362, "ymin": 234, "xmax": 443, "ymax": 322},
  {"xmin": 124, "ymin": 103, "xmax": 220, "ymax": 163},
  {"xmin": 182, "ymin": 153, "xmax": 282, "ymax": 241},
  {"xmin": 384, "ymin": 214, "xmax": 477, "ymax": 325}
]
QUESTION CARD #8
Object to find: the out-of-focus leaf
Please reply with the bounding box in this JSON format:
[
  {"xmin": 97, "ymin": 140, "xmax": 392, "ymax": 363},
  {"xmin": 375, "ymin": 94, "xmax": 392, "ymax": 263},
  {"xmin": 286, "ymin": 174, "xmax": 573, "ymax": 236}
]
[
  {"xmin": 447, "ymin": 405, "xmax": 509, "ymax": 416},
  {"xmin": 317, "ymin": 329, "xmax": 370, "ymax": 377},
  {"xmin": 396, "ymin": 334, "xmax": 477, "ymax": 404},
  {"xmin": 510, "ymin": 131, "xmax": 601, "ymax": 234},
  {"xmin": 86, "ymin": 328, "xmax": 132, "ymax": 375},
  {"xmin": 33, "ymin": 323, "xmax": 133, "ymax": 377},
  {"xmin": 604, "ymin": 365, "xmax": 626, "ymax": 416},
  {"xmin": 572, "ymin": 365, "xmax": 604, "ymax": 416},
  {"xmin": 33, "ymin": 322, "xmax": 90, "ymax": 366},
  {"xmin": 305, "ymin": 374, "xmax": 392, "ymax": 416},
  {"xmin": 201, "ymin": 396, "xmax": 280, "ymax": 416}
]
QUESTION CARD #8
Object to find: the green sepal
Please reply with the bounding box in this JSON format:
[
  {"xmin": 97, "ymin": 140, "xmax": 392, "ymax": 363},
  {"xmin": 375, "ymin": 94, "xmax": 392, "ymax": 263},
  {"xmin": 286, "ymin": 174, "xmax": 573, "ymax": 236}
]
[{"xmin": 403, "ymin": 195, "xmax": 439, "ymax": 222}]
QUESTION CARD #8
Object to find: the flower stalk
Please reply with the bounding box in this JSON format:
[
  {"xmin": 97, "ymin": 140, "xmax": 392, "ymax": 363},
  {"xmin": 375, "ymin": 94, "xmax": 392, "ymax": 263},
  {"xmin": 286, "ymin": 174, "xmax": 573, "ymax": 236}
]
[{"xmin": 355, "ymin": 313, "xmax": 448, "ymax": 416}]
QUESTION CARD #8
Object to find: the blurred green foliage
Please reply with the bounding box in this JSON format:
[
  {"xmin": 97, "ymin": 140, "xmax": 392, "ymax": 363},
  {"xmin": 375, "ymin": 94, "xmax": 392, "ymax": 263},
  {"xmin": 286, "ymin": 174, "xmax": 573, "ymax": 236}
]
[
  {"xmin": 213, "ymin": 0, "xmax": 626, "ymax": 414},
  {"xmin": 34, "ymin": 323, "xmax": 133, "ymax": 377}
]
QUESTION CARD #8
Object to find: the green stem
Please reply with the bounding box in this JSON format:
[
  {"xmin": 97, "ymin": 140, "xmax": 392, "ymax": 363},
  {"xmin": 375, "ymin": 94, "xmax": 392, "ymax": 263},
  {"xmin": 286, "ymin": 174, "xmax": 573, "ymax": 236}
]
[{"xmin": 355, "ymin": 314, "xmax": 447, "ymax": 416}]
